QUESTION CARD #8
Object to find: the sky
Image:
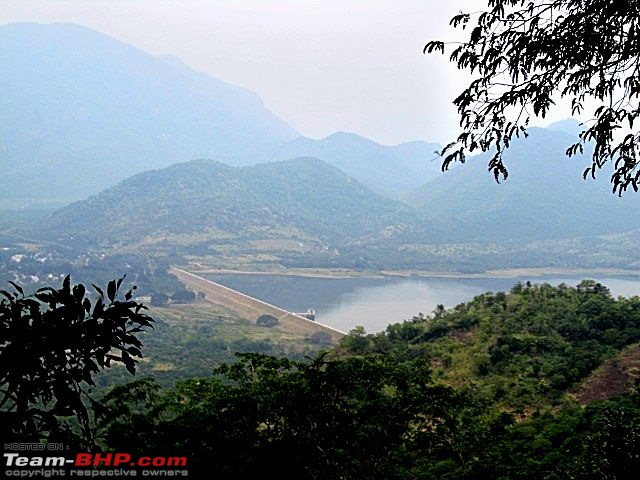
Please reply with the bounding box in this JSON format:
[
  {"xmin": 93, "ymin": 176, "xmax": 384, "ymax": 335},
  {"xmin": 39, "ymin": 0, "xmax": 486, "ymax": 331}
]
[{"xmin": 0, "ymin": 0, "xmax": 570, "ymax": 146}]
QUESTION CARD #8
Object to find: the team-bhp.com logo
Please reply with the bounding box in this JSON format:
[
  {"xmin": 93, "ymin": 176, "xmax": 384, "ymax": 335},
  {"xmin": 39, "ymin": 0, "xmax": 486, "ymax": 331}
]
[
  {"xmin": 4, "ymin": 452, "xmax": 189, "ymax": 477},
  {"xmin": 76, "ymin": 453, "xmax": 187, "ymax": 468}
]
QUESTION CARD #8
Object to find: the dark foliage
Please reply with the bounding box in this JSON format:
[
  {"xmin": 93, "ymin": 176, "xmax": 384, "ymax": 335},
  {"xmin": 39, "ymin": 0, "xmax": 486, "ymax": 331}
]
[
  {"xmin": 98, "ymin": 353, "xmax": 462, "ymax": 479},
  {"xmin": 97, "ymin": 352, "xmax": 640, "ymax": 479},
  {"xmin": 77, "ymin": 280, "xmax": 640, "ymax": 477},
  {"xmin": 150, "ymin": 292, "xmax": 169, "ymax": 307},
  {"xmin": 171, "ymin": 289, "xmax": 196, "ymax": 303},
  {"xmin": 0, "ymin": 275, "xmax": 153, "ymax": 446},
  {"xmin": 426, "ymin": 0, "xmax": 640, "ymax": 194},
  {"xmin": 256, "ymin": 314, "xmax": 278, "ymax": 328}
]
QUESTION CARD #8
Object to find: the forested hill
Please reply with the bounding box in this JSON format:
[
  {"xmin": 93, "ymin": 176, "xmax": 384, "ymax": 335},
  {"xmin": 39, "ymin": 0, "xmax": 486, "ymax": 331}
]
[
  {"xmin": 0, "ymin": 22, "xmax": 297, "ymax": 205},
  {"xmin": 20, "ymin": 137, "xmax": 640, "ymax": 271},
  {"xmin": 30, "ymin": 157, "xmax": 416, "ymax": 249},
  {"xmin": 345, "ymin": 280, "xmax": 640, "ymax": 410}
]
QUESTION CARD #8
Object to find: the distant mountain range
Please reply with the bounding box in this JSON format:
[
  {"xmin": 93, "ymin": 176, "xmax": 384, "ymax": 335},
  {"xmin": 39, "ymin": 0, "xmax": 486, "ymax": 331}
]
[
  {"xmin": 1, "ymin": 22, "xmax": 298, "ymax": 204},
  {"xmin": 0, "ymin": 23, "xmax": 441, "ymax": 205},
  {"xmin": 268, "ymin": 133, "xmax": 441, "ymax": 198},
  {"xmin": 5, "ymin": 23, "xmax": 640, "ymax": 272},
  {"xmin": 411, "ymin": 127, "xmax": 640, "ymax": 242},
  {"xmin": 28, "ymin": 133, "xmax": 640, "ymax": 269}
]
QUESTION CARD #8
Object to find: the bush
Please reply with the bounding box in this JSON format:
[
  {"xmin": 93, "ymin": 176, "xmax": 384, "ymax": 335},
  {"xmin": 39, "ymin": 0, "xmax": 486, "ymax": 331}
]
[
  {"xmin": 150, "ymin": 292, "xmax": 169, "ymax": 306},
  {"xmin": 309, "ymin": 330, "xmax": 333, "ymax": 346},
  {"xmin": 172, "ymin": 289, "xmax": 196, "ymax": 303},
  {"xmin": 256, "ymin": 314, "xmax": 278, "ymax": 328}
]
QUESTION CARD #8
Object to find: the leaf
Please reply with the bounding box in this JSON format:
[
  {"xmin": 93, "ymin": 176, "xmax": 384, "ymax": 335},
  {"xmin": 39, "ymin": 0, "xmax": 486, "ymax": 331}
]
[
  {"xmin": 423, "ymin": 40, "xmax": 445, "ymax": 54},
  {"xmin": 35, "ymin": 292, "xmax": 53, "ymax": 303},
  {"xmin": 93, "ymin": 297, "xmax": 104, "ymax": 317},
  {"xmin": 8, "ymin": 281, "xmax": 23, "ymax": 296},
  {"xmin": 107, "ymin": 280, "xmax": 116, "ymax": 302},
  {"xmin": 0, "ymin": 289, "xmax": 13, "ymax": 300},
  {"xmin": 73, "ymin": 283, "xmax": 85, "ymax": 302},
  {"xmin": 470, "ymin": 26, "xmax": 482, "ymax": 43},
  {"xmin": 92, "ymin": 284, "xmax": 104, "ymax": 298}
]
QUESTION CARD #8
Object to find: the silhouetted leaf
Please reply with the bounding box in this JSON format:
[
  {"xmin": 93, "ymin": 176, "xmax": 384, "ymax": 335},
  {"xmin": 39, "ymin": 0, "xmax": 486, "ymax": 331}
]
[
  {"xmin": 107, "ymin": 280, "xmax": 116, "ymax": 302},
  {"xmin": 8, "ymin": 281, "xmax": 23, "ymax": 296}
]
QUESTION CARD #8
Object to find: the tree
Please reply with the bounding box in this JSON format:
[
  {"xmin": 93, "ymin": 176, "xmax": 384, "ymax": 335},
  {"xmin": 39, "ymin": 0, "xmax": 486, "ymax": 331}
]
[
  {"xmin": 150, "ymin": 292, "xmax": 169, "ymax": 307},
  {"xmin": 98, "ymin": 353, "xmax": 463, "ymax": 479},
  {"xmin": 256, "ymin": 314, "xmax": 279, "ymax": 328},
  {"xmin": 172, "ymin": 288, "xmax": 196, "ymax": 303},
  {"xmin": 308, "ymin": 330, "xmax": 333, "ymax": 346},
  {"xmin": 425, "ymin": 0, "xmax": 640, "ymax": 194},
  {"xmin": 0, "ymin": 276, "xmax": 153, "ymax": 446}
]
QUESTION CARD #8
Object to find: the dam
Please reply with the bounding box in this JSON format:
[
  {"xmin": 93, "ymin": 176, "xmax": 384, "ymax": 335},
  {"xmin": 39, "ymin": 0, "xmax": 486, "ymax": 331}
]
[{"xmin": 169, "ymin": 267, "xmax": 345, "ymax": 342}]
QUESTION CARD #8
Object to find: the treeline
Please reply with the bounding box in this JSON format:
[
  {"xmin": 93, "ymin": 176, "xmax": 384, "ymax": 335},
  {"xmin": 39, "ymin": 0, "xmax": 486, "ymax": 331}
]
[{"xmin": 96, "ymin": 352, "xmax": 640, "ymax": 479}]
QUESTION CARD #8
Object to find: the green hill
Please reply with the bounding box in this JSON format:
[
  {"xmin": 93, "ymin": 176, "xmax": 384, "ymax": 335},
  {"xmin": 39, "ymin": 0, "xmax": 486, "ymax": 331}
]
[
  {"xmin": 345, "ymin": 280, "xmax": 640, "ymax": 411},
  {"xmin": 30, "ymin": 157, "xmax": 415, "ymax": 253}
]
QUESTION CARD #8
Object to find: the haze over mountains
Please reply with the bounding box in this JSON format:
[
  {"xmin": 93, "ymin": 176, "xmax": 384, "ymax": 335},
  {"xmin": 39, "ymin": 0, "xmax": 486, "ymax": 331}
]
[
  {"xmin": 1, "ymin": 22, "xmax": 297, "ymax": 204},
  {"xmin": 0, "ymin": 22, "xmax": 441, "ymax": 205},
  {"xmin": 269, "ymin": 133, "xmax": 441, "ymax": 198}
]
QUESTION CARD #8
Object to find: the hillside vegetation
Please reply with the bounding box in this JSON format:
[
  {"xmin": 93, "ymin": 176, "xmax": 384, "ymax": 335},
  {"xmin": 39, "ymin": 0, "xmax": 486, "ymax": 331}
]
[
  {"xmin": 345, "ymin": 280, "xmax": 640, "ymax": 411},
  {"xmin": 29, "ymin": 157, "xmax": 417, "ymax": 251}
]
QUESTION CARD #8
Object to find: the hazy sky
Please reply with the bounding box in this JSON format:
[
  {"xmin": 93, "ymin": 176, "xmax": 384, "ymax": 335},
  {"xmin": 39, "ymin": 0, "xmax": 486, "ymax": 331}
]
[{"xmin": 1, "ymin": 0, "xmax": 567, "ymax": 145}]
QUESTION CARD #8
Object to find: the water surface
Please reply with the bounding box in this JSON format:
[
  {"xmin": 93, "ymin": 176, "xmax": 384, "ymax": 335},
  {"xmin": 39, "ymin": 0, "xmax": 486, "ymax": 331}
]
[{"xmin": 205, "ymin": 273, "xmax": 640, "ymax": 333}]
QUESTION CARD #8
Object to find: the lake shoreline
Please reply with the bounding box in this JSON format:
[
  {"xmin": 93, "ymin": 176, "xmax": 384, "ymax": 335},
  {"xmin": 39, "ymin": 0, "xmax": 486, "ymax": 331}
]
[
  {"xmin": 184, "ymin": 268, "xmax": 640, "ymax": 333},
  {"xmin": 182, "ymin": 265, "xmax": 640, "ymax": 281}
]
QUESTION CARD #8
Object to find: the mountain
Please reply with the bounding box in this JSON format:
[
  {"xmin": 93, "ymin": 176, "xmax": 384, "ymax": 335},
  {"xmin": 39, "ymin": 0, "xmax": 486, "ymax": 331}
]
[
  {"xmin": 268, "ymin": 133, "xmax": 442, "ymax": 198},
  {"xmin": 546, "ymin": 118, "xmax": 583, "ymax": 137},
  {"xmin": 0, "ymin": 23, "xmax": 298, "ymax": 205},
  {"xmin": 30, "ymin": 157, "xmax": 414, "ymax": 251},
  {"xmin": 410, "ymin": 127, "xmax": 640, "ymax": 242},
  {"xmin": 23, "ymin": 126, "xmax": 640, "ymax": 271},
  {"xmin": 0, "ymin": 23, "xmax": 444, "ymax": 207}
]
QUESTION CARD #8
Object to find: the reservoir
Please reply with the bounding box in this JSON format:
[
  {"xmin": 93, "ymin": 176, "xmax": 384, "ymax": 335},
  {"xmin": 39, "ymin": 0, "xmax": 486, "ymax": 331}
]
[{"xmin": 204, "ymin": 273, "xmax": 640, "ymax": 333}]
